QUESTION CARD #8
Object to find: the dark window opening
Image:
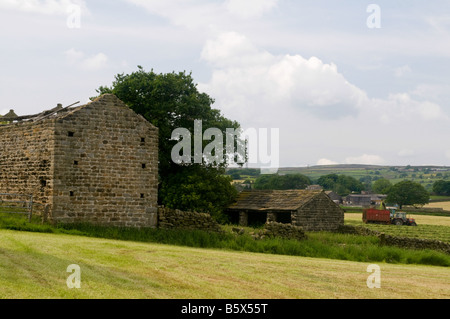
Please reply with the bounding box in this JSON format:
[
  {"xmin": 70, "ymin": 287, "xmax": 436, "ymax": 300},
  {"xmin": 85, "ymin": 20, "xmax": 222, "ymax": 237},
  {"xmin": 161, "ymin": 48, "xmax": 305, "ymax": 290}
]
[
  {"xmin": 247, "ymin": 211, "xmax": 267, "ymax": 227},
  {"xmin": 39, "ymin": 178, "xmax": 47, "ymax": 188},
  {"xmin": 140, "ymin": 193, "xmax": 145, "ymax": 198},
  {"xmin": 74, "ymin": 160, "xmax": 79, "ymax": 165},
  {"xmin": 140, "ymin": 137, "xmax": 145, "ymax": 143},
  {"xmin": 68, "ymin": 131, "xmax": 74, "ymax": 137},
  {"xmin": 227, "ymin": 210, "xmax": 240, "ymax": 225},
  {"xmin": 142, "ymin": 163, "xmax": 146, "ymax": 169},
  {"xmin": 70, "ymin": 191, "xmax": 74, "ymax": 197},
  {"xmin": 277, "ymin": 212, "xmax": 292, "ymax": 224}
]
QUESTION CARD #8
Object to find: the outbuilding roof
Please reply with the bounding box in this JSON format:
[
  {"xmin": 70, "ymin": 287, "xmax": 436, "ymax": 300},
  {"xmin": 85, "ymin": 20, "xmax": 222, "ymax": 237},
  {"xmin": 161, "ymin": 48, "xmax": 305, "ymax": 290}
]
[{"xmin": 228, "ymin": 189, "xmax": 324, "ymax": 211}]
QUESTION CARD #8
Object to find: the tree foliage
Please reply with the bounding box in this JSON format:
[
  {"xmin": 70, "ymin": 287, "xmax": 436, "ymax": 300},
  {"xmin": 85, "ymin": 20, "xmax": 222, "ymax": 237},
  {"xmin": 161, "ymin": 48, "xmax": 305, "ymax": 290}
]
[
  {"xmin": 96, "ymin": 66, "xmax": 240, "ymax": 218},
  {"xmin": 371, "ymin": 178, "xmax": 392, "ymax": 194},
  {"xmin": 386, "ymin": 181, "xmax": 430, "ymax": 209},
  {"xmin": 317, "ymin": 174, "xmax": 364, "ymax": 196},
  {"xmin": 432, "ymin": 180, "xmax": 450, "ymax": 196},
  {"xmin": 254, "ymin": 174, "xmax": 311, "ymax": 190}
]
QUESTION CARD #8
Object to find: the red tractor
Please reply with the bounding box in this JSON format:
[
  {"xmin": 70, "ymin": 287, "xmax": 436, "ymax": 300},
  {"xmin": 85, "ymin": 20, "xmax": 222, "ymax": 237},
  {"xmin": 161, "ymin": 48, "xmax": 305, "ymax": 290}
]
[{"xmin": 362, "ymin": 208, "xmax": 417, "ymax": 226}]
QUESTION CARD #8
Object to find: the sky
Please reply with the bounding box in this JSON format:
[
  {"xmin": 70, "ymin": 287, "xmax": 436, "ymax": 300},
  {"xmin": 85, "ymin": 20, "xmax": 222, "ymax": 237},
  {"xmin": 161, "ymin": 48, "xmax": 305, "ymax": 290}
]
[{"xmin": 1, "ymin": 0, "xmax": 450, "ymax": 168}]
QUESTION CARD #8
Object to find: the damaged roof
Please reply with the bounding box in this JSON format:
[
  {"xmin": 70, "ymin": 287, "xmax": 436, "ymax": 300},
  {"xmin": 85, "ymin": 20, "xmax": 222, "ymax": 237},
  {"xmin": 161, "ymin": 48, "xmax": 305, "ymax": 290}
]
[{"xmin": 0, "ymin": 101, "xmax": 80, "ymax": 125}]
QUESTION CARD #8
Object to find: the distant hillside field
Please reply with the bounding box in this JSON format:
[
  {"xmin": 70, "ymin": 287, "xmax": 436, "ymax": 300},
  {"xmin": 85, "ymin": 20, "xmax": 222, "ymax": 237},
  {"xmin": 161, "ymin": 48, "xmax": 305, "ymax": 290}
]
[
  {"xmin": 425, "ymin": 201, "xmax": 450, "ymax": 211},
  {"xmin": 229, "ymin": 164, "xmax": 450, "ymax": 192}
]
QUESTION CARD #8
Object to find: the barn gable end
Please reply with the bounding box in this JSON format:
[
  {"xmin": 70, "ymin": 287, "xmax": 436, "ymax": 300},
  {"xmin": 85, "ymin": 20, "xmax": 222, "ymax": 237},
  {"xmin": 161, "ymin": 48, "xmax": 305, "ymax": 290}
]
[{"xmin": 294, "ymin": 191, "xmax": 344, "ymax": 231}]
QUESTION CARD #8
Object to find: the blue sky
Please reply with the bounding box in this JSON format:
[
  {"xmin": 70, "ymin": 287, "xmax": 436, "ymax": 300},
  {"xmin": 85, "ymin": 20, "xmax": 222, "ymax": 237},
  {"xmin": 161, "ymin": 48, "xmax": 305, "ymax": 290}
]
[{"xmin": 1, "ymin": 0, "xmax": 450, "ymax": 167}]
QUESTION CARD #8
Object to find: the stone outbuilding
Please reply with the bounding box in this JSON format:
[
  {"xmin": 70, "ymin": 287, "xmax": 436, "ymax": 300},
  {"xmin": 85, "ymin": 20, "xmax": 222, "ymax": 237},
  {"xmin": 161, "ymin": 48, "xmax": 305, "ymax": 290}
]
[
  {"xmin": 226, "ymin": 189, "xmax": 344, "ymax": 231},
  {"xmin": 0, "ymin": 94, "xmax": 159, "ymax": 227}
]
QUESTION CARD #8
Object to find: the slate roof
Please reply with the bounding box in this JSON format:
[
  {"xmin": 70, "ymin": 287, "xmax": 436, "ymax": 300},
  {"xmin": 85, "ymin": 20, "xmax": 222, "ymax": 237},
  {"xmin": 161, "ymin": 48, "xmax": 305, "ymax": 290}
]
[{"xmin": 228, "ymin": 189, "xmax": 324, "ymax": 211}]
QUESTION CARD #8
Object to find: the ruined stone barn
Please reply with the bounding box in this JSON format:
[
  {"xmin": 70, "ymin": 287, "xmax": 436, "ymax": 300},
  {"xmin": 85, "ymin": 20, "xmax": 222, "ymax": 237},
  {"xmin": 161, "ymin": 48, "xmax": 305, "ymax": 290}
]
[
  {"xmin": 226, "ymin": 189, "xmax": 344, "ymax": 231},
  {"xmin": 0, "ymin": 94, "xmax": 159, "ymax": 227}
]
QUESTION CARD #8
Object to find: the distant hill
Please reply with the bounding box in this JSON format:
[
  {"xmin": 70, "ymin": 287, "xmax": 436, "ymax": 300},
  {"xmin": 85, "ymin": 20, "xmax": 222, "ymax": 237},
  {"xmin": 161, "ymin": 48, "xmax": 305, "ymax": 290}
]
[{"xmin": 227, "ymin": 164, "xmax": 450, "ymax": 192}]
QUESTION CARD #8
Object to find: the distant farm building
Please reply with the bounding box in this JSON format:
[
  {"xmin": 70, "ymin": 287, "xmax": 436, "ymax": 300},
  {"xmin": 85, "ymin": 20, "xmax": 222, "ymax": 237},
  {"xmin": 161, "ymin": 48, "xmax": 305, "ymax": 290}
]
[
  {"xmin": 325, "ymin": 190, "xmax": 342, "ymax": 204},
  {"xmin": 0, "ymin": 94, "xmax": 159, "ymax": 227},
  {"xmin": 344, "ymin": 194, "xmax": 387, "ymax": 207},
  {"xmin": 227, "ymin": 189, "xmax": 344, "ymax": 231}
]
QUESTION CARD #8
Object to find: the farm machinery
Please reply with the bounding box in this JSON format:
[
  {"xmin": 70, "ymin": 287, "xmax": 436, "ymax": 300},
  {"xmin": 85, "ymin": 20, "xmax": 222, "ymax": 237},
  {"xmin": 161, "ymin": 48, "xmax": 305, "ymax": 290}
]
[{"xmin": 362, "ymin": 208, "xmax": 417, "ymax": 226}]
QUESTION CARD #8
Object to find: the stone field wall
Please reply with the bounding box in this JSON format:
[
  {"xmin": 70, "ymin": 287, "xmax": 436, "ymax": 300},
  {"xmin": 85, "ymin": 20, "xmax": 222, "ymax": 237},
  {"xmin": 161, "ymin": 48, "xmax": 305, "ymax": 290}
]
[
  {"xmin": 261, "ymin": 222, "xmax": 307, "ymax": 241},
  {"xmin": 158, "ymin": 207, "xmax": 223, "ymax": 233},
  {"xmin": 337, "ymin": 225, "xmax": 450, "ymax": 254}
]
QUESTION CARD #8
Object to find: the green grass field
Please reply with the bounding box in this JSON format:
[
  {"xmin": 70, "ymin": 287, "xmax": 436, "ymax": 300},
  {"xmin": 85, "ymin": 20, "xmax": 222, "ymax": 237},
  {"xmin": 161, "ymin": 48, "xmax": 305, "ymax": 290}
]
[
  {"xmin": 1, "ymin": 209, "xmax": 449, "ymax": 299},
  {"xmin": 0, "ymin": 229, "xmax": 449, "ymax": 299}
]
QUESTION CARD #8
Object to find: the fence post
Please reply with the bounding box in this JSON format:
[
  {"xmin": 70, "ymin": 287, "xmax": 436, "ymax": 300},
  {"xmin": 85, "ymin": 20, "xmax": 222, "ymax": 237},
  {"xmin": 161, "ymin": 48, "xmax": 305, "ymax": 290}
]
[{"xmin": 28, "ymin": 195, "xmax": 33, "ymax": 222}]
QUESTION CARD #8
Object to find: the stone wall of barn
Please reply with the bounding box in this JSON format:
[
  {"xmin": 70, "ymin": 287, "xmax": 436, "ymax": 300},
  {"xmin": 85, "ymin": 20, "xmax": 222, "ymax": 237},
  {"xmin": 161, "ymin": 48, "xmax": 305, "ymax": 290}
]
[
  {"xmin": 51, "ymin": 94, "xmax": 159, "ymax": 227},
  {"xmin": 293, "ymin": 192, "xmax": 344, "ymax": 231},
  {"xmin": 1, "ymin": 94, "xmax": 159, "ymax": 228},
  {"xmin": 0, "ymin": 118, "xmax": 55, "ymax": 210}
]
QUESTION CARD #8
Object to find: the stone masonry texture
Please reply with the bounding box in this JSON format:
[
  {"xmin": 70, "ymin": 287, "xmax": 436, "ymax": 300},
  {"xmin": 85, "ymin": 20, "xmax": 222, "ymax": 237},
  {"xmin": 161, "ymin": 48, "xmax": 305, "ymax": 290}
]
[{"xmin": 0, "ymin": 94, "xmax": 159, "ymax": 227}]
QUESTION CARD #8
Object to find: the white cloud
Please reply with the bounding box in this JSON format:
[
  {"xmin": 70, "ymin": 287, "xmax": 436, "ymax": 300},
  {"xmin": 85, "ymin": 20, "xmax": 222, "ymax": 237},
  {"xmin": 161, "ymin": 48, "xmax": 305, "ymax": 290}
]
[
  {"xmin": 125, "ymin": 0, "xmax": 278, "ymax": 30},
  {"xmin": 316, "ymin": 158, "xmax": 339, "ymax": 166},
  {"xmin": 345, "ymin": 154, "xmax": 385, "ymax": 165},
  {"xmin": 225, "ymin": 0, "xmax": 279, "ymax": 19},
  {"xmin": 368, "ymin": 93, "xmax": 447, "ymax": 124},
  {"xmin": 197, "ymin": 31, "xmax": 450, "ymax": 167},
  {"xmin": 394, "ymin": 65, "xmax": 412, "ymax": 77},
  {"xmin": 82, "ymin": 53, "xmax": 108, "ymax": 70},
  {"xmin": 0, "ymin": 0, "xmax": 88, "ymax": 15},
  {"xmin": 200, "ymin": 32, "xmax": 367, "ymax": 122},
  {"xmin": 64, "ymin": 48, "xmax": 108, "ymax": 70},
  {"xmin": 65, "ymin": 48, "xmax": 84, "ymax": 64},
  {"xmin": 201, "ymin": 32, "xmax": 448, "ymax": 125}
]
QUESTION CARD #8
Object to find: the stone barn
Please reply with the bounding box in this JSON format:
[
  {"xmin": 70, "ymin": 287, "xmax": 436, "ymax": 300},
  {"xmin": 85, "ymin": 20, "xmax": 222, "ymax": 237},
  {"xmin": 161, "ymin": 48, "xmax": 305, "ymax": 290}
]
[
  {"xmin": 227, "ymin": 189, "xmax": 344, "ymax": 231},
  {"xmin": 0, "ymin": 94, "xmax": 158, "ymax": 227}
]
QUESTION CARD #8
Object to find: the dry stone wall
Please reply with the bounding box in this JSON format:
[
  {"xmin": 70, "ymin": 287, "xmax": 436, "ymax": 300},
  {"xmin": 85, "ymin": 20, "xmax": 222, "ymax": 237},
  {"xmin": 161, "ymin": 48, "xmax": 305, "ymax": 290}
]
[
  {"xmin": 158, "ymin": 207, "xmax": 224, "ymax": 233},
  {"xmin": 262, "ymin": 222, "xmax": 307, "ymax": 241},
  {"xmin": 379, "ymin": 234, "xmax": 450, "ymax": 254},
  {"xmin": 337, "ymin": 225, "xmax": 450, "ymax": 254}
]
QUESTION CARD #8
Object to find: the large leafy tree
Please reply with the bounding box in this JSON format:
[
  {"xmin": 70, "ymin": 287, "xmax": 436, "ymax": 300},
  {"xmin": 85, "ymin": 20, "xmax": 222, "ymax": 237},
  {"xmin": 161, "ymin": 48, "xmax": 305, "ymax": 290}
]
[
  {"xmin": 386, "ymin": 180, "xmax": 430, "ymax": 209},
  {"xmin": 432, "ymin": 180, "xmax": 450, "ymax": 196},
  {"xmin": 372, "ymin": 178, "xmax": 392, "ymax": 194},
  {"xmin": 96, "ymin": 66, "xmax": 241, "ymax": 219},
  {"xmin": 253, "ymin": 174, "xmax": 311, "ymax": 190},
  {"xmin": 317, "ymin": 174, "xmax": 364, "ymax": 196}
]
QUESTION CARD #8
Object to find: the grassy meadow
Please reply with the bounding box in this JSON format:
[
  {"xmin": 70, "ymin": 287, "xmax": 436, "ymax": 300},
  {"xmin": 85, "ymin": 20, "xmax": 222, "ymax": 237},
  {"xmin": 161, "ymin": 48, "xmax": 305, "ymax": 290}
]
[
  {"xmin": 0, "ymin": 229, "xmax": 449, "ymax": 299},
  {"xmin": 0, "ymin": 208, "xmax": 449, "ymax": 299}
]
